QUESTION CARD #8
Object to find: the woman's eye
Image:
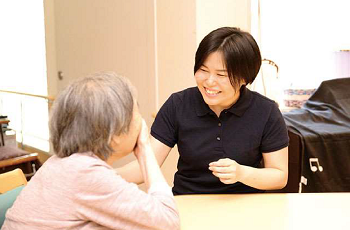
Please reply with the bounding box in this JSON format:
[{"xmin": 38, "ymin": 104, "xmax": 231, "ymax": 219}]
[
  {"xmin": 217, "ymin": 74, "xmax": 227, "ymax": 78},
  {"xmin": 200, "ymin": 68, "xmax": 208, "ymax": 72}
]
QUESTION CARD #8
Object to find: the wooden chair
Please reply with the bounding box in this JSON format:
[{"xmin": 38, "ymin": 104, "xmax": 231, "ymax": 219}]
[
  {"xmin": 0, "ymin": 168, "xmax": 27, "ymax": 194},
  {"xmin": 0, "ymin": 169, "xmax": 27, "ymax": 227}
]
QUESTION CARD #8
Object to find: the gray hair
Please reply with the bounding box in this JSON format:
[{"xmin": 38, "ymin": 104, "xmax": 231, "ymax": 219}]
[{"xmin": 49, "ymin": 72, "xmax": 135, "ymax": 160}]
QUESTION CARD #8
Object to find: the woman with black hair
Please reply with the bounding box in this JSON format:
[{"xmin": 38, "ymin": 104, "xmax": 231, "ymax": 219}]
[{"xmin": 118, "ymin": 27, "xmax": 289, "ymax": 195}]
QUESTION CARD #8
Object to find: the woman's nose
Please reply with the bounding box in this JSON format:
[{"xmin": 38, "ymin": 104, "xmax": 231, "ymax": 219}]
[{"xmin": 206, "ymin": 74, "xmax": 216, "ymax": 85}]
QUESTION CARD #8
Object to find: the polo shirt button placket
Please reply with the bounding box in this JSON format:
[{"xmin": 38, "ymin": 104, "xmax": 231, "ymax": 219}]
[{"xmin": 217, "ymin": 121, "xmax": 222, "ymax": 141}]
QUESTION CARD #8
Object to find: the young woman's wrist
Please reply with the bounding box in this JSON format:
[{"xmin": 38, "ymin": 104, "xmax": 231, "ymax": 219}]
[{"xmin": 236, "ymin": 164, "xmax": 250, "ymax": 184}]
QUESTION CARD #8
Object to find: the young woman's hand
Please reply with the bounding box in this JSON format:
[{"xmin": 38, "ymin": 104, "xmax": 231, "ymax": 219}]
[{"xmin": 208, "ymin": 158, "xmax": 242, "ymax": 184}]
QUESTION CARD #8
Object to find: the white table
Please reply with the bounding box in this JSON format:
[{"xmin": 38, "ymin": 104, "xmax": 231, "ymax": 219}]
[{"xmin": 174, "ymin": 193, "xmax": 350, "ymax": 230}]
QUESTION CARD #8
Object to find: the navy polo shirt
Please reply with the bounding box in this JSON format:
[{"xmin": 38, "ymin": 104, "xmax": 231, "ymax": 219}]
[{"xmin": 151, "ymin": 85, "xmax": 289, "ymax": 195}]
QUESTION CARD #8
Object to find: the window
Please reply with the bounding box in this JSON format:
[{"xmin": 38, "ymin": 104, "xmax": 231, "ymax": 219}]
[
  {"xmin": 251, "ymin": 0, "xmax": 350, "ymax": 108},
  {"xmin": 0, "ymin": 1, "xmax": 49, "ymax": 152}
]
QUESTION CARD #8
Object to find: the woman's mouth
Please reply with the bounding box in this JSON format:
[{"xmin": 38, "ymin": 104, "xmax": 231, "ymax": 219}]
[{"xmin": 204, "ymin": 87, "xmax": 221, "ymax": 96}]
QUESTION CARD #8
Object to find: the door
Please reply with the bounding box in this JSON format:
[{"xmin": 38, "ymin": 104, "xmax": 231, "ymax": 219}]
[{"xmin": 52, "ymin": 0, "xmax": 157, "ymax": 125}]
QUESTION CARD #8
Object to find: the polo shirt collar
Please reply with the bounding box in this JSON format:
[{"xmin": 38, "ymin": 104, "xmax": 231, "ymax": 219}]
[
  {"xmin": 194, "ymin": 87, "xmax": 211, "ymax": 116},
  {"xmin": 194, "ymin": 85, "xmax": 253, "ymax": 117},
  {"xmin": 226, "ymin": 85, "xmax": 253, "ymax": 116}
]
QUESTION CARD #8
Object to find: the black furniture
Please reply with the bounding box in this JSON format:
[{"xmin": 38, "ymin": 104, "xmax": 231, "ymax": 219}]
[{"xmin": 283, "ymin": 78, "xmax": 350, "ymax": 192}]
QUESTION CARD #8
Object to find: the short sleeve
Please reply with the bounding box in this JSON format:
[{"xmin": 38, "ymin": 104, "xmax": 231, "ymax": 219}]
[
  {"xmin": 261, "ymin": 102, "xmax": 289, "ymax": 152},
  {"xmin": 151, "ymin": 94, "xmax": 178, "ymax": 147}
]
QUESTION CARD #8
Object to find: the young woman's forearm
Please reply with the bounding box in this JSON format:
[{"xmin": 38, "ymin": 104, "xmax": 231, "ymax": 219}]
[
  {"xmin": 115, "ymin": 161, "xmax": 144, "ymax": 184},
  {"xmin": 115, "ymin": 141, "xmax": 171, "ymax": 184},
  {"xmin": 238, "ymin": 166, "xmax": 288, "ymax": 190},
  {"xmin": 209, "ymin": 148, "xmax": 288, "ymax": 190}
]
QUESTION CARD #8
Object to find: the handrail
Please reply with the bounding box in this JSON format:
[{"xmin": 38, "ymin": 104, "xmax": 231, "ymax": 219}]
[
  {"xmin": 0, "ymin": 89, "xmax": 55, "ymax": 103},
  {"xmin": 0, "ymin": 89, "xmax": 52, "ymax": 152}
]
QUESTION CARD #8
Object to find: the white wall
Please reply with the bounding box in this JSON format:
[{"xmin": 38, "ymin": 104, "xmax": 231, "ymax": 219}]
[{"xmin": 196, "ymin": 0, "xmax": 251, "ymax": 45}]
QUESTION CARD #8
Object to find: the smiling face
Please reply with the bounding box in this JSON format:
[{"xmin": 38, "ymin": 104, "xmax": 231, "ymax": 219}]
[{"xmin": 195, "ymin": 51, "xmax": 243, "ymax": 116}]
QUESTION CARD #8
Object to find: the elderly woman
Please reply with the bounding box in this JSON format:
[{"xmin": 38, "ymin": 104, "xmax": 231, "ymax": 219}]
[{"xmin": 2, "ymin": 73, "xmax": 180, "ymax": 230}]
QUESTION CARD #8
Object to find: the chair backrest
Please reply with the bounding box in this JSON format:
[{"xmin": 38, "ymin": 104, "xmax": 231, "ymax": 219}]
[
  {"xmin": 0, "ymin": 168, "xmax": 27, "ymax": 194},
  {"xmin": 0, "ymin": 169, "xmax": 27, "ymax": 227}
]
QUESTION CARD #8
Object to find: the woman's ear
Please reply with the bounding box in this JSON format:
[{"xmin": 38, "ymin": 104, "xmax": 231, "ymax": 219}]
[{"xmin": 110, "ymin": 135, "xmax": 121, "ymax": 148}]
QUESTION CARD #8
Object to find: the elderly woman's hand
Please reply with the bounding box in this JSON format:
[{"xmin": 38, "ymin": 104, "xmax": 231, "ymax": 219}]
[
  {"xmin": 208, "ymin": 158, "xmax": 243, "ymax": 184},
  {"xmin": 133, "ymin": 119, "xmax": 152, "ymax": 159}
]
